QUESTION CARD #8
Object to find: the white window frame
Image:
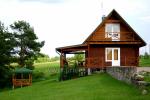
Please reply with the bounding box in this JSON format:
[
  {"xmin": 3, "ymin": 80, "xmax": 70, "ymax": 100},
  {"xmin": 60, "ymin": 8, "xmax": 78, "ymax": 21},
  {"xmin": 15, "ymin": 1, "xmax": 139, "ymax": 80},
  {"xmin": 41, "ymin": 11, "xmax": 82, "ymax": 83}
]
[
  {"xmin": 105, "ymin": 48, "xmax": 120, "ymax": 61},
  {"xmin": 105, "ymin": 23, "xmax": 120, "ymax": 41},
  {"xmin": 105, "ymin": 48, "xmax": 112, "ymax": 62}
]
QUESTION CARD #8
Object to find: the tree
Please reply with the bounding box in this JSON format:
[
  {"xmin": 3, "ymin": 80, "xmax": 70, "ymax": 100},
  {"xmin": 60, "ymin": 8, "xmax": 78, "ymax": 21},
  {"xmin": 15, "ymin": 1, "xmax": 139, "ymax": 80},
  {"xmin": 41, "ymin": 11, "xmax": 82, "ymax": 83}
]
[
  {"xmin": 74, "ymin": 54, "xmax": 84, "ymax": 61},
  {"xmin": 35, "ymin": 53, "xmax": 51, "ymax": 63},
  {"xmin": 0, "ymin": 21, "xmax": 15, "ymax": 88},
  {"xmin": 10, "ymin": 20, "xmax": 45, "ymax": 67},
  {"xmin": 144, "ymin": 52, "xmax": 149, "ymax": 59}
]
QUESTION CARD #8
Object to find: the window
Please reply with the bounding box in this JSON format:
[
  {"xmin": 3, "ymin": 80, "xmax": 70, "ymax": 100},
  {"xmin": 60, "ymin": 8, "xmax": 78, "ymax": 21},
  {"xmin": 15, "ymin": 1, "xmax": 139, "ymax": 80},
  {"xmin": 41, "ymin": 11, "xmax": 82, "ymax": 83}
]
[
  {"xmin": 114, "ymin": 49, "xmax": 118, "ymax": 60},
  {"xmin": 105, "ymin": 48, "xmax": 120, "ymax": 66},
  {"xmin": 105, "ymin": 24, "xmax": 120, "ymax": 40},
  {"xmin": 106, "ymin": 48, "xmax": 112, "ymax": 61},
  {"xmin": 105, "ymin": 48, "xmax": 119, "ymax": 61}
]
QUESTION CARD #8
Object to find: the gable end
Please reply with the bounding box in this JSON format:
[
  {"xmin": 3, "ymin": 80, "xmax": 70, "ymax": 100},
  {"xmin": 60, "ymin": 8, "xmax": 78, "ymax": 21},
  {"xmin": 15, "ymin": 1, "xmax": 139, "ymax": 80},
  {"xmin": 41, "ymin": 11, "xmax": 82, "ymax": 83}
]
[{"xmin": 83, "ymin": 9, "xmax": 146, "ymax": 47}]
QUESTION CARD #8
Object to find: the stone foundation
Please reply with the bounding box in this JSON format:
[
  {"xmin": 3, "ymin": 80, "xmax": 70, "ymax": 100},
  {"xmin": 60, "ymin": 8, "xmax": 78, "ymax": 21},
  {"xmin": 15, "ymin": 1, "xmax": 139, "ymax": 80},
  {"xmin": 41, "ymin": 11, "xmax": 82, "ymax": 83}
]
[{"xmin": 106, "ymin": 66, "xmax": 137, "ymax": 83}]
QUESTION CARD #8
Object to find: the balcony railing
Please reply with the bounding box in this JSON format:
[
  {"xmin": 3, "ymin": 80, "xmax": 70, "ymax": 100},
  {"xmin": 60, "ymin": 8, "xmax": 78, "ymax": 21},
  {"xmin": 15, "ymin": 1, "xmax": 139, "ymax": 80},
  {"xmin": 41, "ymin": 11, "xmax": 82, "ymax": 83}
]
[
  {"xmin": 105, "ymin": 32, "xmax": 120, "ymax": 41},
  {"xmin": 90, "ymin": 32, "xmax": 138, "ymax": 41},
  {"xmin": 106, "ymin": 32, "xmax": 137, "ymax": 41},
  {"xmin": 86, "ymin": 57, "xmax": 104, "ymax": 68}
]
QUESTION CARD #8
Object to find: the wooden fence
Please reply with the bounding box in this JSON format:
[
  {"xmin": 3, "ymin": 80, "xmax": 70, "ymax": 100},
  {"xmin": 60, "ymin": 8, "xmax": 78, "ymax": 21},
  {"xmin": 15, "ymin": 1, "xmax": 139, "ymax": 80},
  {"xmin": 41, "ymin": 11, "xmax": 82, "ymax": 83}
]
[{"xmin": 59, "ymin": 67, "xmax": 88, "ymax": 81}]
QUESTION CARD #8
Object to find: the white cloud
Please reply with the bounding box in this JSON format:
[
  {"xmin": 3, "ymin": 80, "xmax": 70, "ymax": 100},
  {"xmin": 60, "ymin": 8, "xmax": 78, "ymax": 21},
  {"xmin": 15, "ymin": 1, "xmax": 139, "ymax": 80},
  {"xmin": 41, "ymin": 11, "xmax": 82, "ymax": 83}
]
[
  {"xmin": 17, "ymin": 0, "xmax": 65, "ymax": 3},
  {"xmin": 139, "ymin": 16, "xmax": 150, "ymax": 22},
  {"xmin": 0, "ymin": 0, "xmax": 149, "ymax": 56}
]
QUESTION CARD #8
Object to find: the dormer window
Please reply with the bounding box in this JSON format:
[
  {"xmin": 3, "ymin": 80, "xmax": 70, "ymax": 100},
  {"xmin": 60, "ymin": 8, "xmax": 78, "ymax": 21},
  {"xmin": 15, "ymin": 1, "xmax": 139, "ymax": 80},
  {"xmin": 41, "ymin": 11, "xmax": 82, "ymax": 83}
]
[{"xmin": 105, "ymin": 23, "xmax": 120, "ymax": 41}]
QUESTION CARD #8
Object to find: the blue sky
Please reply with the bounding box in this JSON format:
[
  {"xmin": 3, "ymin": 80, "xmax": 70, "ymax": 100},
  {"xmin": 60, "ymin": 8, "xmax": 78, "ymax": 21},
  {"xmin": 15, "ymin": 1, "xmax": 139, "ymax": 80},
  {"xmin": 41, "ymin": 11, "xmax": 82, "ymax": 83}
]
[{"xmin": 0, "ymin": 0, "xmax": 150, "ymax": 56}]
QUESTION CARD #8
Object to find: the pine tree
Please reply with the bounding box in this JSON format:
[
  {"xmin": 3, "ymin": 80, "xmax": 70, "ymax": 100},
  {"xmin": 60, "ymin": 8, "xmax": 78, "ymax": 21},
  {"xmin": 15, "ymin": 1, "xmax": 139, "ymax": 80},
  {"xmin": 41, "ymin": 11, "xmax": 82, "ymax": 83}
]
[
  {"xmin": 10, "ymin": 20, "xmax": 45, "ymax": 67},
  {"xmin": 0, "ymin": 21, "xmax": 14, "ymax": 88}
]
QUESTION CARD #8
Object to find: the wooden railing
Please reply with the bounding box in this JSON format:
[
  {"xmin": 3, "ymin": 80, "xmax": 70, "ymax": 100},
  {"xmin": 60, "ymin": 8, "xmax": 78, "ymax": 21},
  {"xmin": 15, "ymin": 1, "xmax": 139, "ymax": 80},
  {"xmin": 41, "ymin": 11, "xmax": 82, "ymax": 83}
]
[
  {"xmin": 122, "ymin": 57, "xmax": 139, "ymax": 66},
  {"xmin": 120, "ymin": 32, "xmax": 137, "ymax": 41},
  {"xmin": 12, "ymin": 74, "xmax": 32, "ymax": 89},
  {"xmin": 85, "ymin": 57, "xmax": 138, "ymax": 67},
  {"xmin": 60, "ymin": 67, "xmax": 87, "ymax": 81},
  {"xmin": 62, "ymin": 56, "xmax": 138, "ymax": 68},
  {"xmin": 105, "ymin": 32, "xmax": 120, "ymax": 41},
  {"xmin": 86, "ymin": 57, "xmax": 104, "ymax": 68},
  {"xmin": 12, "ymin": 79, "xmax": 32, "ymax": 87},
  {"xmin": 90, "ymin": 32, "xmax": 138, "ymax": 41}
]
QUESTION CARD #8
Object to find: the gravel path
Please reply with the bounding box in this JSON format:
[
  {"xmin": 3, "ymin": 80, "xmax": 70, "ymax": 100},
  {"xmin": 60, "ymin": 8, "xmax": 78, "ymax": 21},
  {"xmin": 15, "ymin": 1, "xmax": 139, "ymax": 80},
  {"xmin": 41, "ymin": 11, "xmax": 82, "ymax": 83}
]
[{"xmin": 137, "ymin": 67, "xmax": 150, "ymax": 73}]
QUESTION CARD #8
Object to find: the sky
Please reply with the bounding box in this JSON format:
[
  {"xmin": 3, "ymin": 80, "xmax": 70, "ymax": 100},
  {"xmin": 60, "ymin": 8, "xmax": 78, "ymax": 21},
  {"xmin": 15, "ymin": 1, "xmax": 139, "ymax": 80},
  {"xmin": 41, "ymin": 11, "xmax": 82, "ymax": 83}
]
[{"xmin": 0, "ymin": 0, "xmax": 150, "ymax": 57}]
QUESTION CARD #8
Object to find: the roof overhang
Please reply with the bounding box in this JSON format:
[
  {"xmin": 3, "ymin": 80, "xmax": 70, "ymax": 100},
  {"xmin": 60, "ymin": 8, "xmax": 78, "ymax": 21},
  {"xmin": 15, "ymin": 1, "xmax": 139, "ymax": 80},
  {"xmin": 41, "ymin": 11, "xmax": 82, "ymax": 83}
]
[
  {"xmin": 56, "ymin": 44, "xmax": 88, "ymax": 54},
  {"xmin": 88, "ymin": 41, "xmax": 146, "ymax": 47}
]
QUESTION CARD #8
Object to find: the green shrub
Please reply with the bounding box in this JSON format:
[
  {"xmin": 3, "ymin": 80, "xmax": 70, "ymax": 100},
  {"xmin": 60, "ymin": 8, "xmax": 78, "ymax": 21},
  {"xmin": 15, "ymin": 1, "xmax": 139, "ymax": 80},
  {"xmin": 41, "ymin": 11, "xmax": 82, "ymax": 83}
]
[
  {"xmin": 35, "ymin": 57, "xmax": 51, "ymax": 63},
  {"xmin": 0, "ymin": 66, "xmax": 12, "ymax": 88},
  {"xmin": 25, "ymin": 59, "xmax": 35, "ymax": 70},
  {"xmin": 143, "ymin": 72, "xmax": 150, "ymax": 82},
  {"xmin": 32, "ymin": 71, "xmax": 45, "ymax": 82},
  {"xmin": 144, "ymin": 52, "xmax": 149, "ymax": 59},
  {"xmin": 26, "ymin": 66, "xmax": 35, "ymax": 70}
]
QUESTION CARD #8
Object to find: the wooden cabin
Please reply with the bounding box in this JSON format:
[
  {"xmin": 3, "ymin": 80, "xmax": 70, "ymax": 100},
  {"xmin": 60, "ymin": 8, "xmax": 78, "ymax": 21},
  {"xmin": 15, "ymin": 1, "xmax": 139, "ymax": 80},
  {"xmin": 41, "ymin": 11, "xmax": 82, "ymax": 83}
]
[{"xmin": 56, "ymin": 9, "xmax": 146, "ymax": 71}]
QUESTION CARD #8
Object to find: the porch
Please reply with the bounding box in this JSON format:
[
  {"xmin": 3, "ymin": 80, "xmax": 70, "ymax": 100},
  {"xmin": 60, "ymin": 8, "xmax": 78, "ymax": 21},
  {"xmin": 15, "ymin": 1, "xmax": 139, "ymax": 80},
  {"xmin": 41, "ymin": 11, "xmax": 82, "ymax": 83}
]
[
  {"xmin": 56, "ymin": 44, "xmax": 138, "ymax": 80},
  {"xmin": 56, "ymin": 44, "xmax": 139, "ymax": 69}
]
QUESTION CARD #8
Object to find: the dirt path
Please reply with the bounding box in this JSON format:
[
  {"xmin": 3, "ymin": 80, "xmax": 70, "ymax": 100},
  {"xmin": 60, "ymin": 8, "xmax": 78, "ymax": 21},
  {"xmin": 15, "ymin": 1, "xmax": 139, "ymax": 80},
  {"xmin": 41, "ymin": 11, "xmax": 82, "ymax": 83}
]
[{"xmin": 137, "ymin": 67, "xmax": 150, "ymax": 73}]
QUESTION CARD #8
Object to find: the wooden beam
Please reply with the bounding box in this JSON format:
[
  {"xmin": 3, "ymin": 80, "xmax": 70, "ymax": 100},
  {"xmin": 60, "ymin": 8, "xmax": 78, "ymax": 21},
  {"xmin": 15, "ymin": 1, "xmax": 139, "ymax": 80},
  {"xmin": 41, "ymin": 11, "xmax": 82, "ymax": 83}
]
[
  {"xmin": 62, "ymin": 48, "xmax": 88, "ymax": 52},
  {"xmin": 89, "ymin": 41, "xmax": 143, "ymax": 45},
  {"xmin": 105, "ymin": 20, "xmax": 120, "ymax": 23}
]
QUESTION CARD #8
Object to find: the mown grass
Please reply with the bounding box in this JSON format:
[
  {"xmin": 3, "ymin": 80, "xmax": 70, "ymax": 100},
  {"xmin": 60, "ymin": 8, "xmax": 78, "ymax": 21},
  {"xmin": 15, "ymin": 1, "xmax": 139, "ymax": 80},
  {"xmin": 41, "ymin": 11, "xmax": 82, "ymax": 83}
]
[
  {"xmin": 139, "ymin": 58, "xmax": 150, "ymax": 67},
  {"xmin": 0, "ymin": 73, "xmax": 150, "ymax": 100}
]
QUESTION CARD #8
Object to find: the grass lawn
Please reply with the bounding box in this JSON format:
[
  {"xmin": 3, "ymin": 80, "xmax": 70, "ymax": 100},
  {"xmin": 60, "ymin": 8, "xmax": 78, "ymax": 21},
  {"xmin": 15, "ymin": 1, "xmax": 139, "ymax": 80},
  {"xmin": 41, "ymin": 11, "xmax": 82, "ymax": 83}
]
[
  {"xmin": 0, "ymin": 73, "xmax": 150, "ymax": 100},
  {"xmin": 34, "ymin": 61, "xmax": 59, "ymax": 68},
  {"xmin": 32, "ymin": 61, "xmax": 60, "ymax": 81},
  {"xmin": 34, "ymin": 61, "xmax": 59, "ymax": 74},
  {"xmin": 139, "ymin": 58, "xmax": 150, "ymax": 67}
]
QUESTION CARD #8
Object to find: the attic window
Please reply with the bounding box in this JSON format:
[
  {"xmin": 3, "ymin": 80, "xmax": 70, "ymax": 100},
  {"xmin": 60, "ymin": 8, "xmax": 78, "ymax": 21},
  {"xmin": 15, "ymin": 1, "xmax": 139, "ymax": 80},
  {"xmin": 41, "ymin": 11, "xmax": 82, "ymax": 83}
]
[{"xmin": 105, "ymin": 24, "xmax": 120, "ymax": 41}]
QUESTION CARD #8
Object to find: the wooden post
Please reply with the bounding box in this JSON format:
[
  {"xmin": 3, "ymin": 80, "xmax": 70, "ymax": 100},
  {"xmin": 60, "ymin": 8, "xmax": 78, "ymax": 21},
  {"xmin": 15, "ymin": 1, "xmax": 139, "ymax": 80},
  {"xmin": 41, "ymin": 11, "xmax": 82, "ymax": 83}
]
[
  {"xmin": 60, "ymin": 52, "xmax": 67, "ymax": 68},
  {"xmin": 102, "ymin": 57, "xmax": 104, "ymax": 67},
  {"xmin": 31, "ymin": 74, "xmax": 32, "ymax": 85},
  {"xmin": 21, "ymin": 73, "xmax": 23, "ymax": 88},
  {"xmin": 137, "ymin": 48, "xmax": 139, "ymax": 67},
  {"xmin": 29, "ymin": 74, "xmax": 32, "ymax": 85},
  {"xmin": 87, "ymin": 44, "xmax": 90, "ymax": 68},
  {"xmin": 88, "ymin": 68, "xmax": 91, "ymax": 75},
  {"xmin": 60, "ymin": 50, "xmax": 63, "ymax": 68},
  {"xmin": 12, "ymin": 74, "xmax": 15, "ymax": 89},
  {"xmin": 125, "ymin": 56, "xmax": 126, "ymax": 66},
  {"xmin": 137, "ymin": 56, "xmax": 139, "ymax": 67}
]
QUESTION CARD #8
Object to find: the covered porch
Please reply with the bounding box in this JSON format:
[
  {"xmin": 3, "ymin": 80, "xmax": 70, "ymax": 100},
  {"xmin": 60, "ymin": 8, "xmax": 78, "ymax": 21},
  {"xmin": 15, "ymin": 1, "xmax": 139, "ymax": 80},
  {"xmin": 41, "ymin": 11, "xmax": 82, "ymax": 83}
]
[
  {"xmin": 56, "ymin": 44, "xmax": 105, "ymax": 69},
  {"xmin": 56, "ymin": 44, "xmax": 139, "ymax": 69},
  {"xmin": 56, "ymin": 44, "xmax": 139, "ymax": 80},
  {"xmin": 56, "ymin": 44, "xmax": 106, "ymax": 80},
  {"xmin": 56, "ymin": 44, "xmax": 87, "ymax": 68}
]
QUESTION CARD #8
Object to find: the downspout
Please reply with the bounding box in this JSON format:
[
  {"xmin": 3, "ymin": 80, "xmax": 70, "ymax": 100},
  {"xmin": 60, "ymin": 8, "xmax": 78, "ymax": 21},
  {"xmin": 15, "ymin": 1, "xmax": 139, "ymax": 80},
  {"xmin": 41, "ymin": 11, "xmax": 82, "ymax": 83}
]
[
  {"xmin": 56, "ymin": 49, "xmax": 61, "ymax": 56},
  {"xmin": 56, "ymin": 49, "xmax": 63, "ymax": 81}
]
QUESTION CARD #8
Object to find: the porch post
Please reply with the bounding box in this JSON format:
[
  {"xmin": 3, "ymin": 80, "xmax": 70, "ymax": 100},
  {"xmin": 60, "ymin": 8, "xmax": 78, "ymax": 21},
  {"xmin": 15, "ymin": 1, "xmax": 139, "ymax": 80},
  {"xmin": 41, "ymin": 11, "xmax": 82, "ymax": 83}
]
[
  {"xmin": 88, "ymin": 68, "xmax": 91, "ymax": 75},
  {"xmin": 87, "ymin": 44, "xmax": 90, "ymax": 68},
  {"xmin": 12, "ymin": 74, "xmax": 15, "ymax": 89},
  {"xmin": 60, "ymin": 51, "xmax": 66, "ymax": 68},
  {"xmin": 87, "ymin": 44, "xmax": 91, "ymax": 75},
  {"xmin": 60, "ymin": 51, "xmax": 67, "ymax": 81},
  {"xmin": 60, "ymin": 53, "xmax": 63, "ymax": 68}
]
